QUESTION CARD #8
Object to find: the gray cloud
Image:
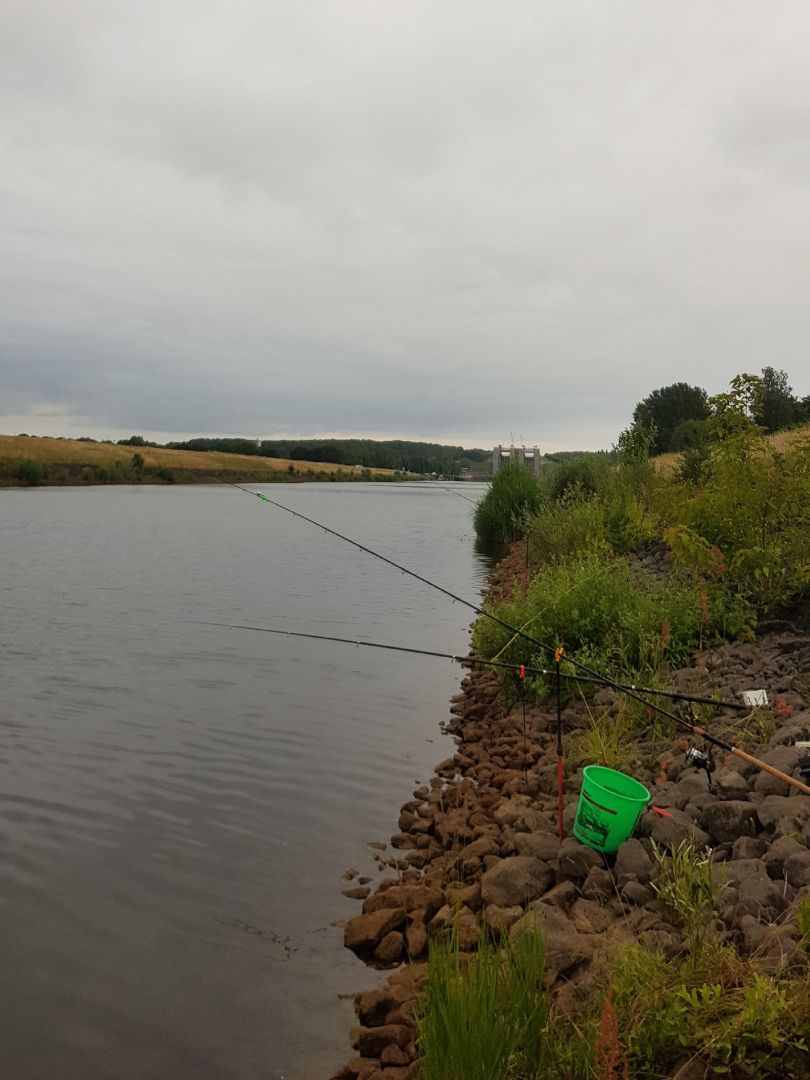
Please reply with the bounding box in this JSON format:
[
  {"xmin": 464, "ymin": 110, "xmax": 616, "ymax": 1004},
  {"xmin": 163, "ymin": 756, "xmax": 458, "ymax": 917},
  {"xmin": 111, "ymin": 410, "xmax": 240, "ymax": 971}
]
[{"xmin": 2, "ymin": 1, "xmax": 809, "ymax": 450}]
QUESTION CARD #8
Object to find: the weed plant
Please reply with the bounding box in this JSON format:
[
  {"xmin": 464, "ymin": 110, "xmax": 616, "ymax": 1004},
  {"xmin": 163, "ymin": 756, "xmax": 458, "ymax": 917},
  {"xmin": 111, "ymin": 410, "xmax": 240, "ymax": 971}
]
[
  {"xmin": 606, "ymin": 940, "xmax": 810, "ymax": 1078},
  {"xmin": 473, "ymin": 552, "xmax": 723, "ymax": 690},
  {"xmin": 650, "ymin": 839, "xmax": 721, "ymax": 954},
  {"xmin": 417, "ymin": 922, "xmax": 810, "ymax": 1078},
  {"xmin": 570, "ymin": 704, "xmax": 640, "ymax": 771}
]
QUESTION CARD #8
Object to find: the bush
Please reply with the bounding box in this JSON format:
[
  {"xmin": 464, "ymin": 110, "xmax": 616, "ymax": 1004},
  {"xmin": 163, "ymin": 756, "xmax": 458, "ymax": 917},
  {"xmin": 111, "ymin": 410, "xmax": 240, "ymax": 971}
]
[
  {"xmin": 669, "ymin": 417, "xmax": 711, "ymax": 452},
  {"xmin": 530, "ymin": 457, "xmax": 657, "ymax": 561},
  {"xmin": 528, "ymin": 491, "xmax": 609, "ymax": 565},
  {"xmin": 473, "ymin": 463, "xmax": 541, "ymax": 550},
  {"xmin": 546, "ymin": 454, "xmax": 610, "ymax": 502},
  {"xmin": 606, "ymin": 941, "xmax": 809, "ymax": 1078},
  {"xmin": 658, "ymin": 423, "xmax": 810, "ymax": 611},
  {"xmin": 472, "ymin": 551, "xmax": 721, "ymax": 689},
  {"xmin": 16, "ymin": 459, "xmax": 45, "ymax": 486}
]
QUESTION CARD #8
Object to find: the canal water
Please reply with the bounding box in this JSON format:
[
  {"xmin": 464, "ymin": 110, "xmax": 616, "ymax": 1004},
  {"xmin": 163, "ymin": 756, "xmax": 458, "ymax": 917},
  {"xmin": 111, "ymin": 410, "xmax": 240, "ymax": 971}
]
[{"xmin": 0, "ymin": 482, "xmax": 489, "ymax": 1079}]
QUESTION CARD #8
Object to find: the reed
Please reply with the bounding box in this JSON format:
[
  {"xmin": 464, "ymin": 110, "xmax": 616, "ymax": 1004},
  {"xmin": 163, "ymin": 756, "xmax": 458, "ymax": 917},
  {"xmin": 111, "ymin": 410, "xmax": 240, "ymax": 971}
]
[{"xmin": 417, "ymin": 926, "xmax": 548, "ymax": 1080}]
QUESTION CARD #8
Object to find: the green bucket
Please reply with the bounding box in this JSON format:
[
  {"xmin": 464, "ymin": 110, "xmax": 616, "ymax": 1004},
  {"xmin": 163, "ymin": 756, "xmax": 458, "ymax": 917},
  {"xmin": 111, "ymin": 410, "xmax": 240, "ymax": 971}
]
[{"xmin": 573, "ymin": 765, "xmax": 651, "ymax": 854}]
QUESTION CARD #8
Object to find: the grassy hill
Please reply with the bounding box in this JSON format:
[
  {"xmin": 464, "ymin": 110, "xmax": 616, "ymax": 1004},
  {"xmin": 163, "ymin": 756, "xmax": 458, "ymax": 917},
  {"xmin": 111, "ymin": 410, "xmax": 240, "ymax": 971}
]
[
  {"xmin": 0, "ymin": 434, "xmax": 401, "ymax": 486},
  {"xmin": 653, "ymin": 420, "xmax": 810, "ymax": 475}
]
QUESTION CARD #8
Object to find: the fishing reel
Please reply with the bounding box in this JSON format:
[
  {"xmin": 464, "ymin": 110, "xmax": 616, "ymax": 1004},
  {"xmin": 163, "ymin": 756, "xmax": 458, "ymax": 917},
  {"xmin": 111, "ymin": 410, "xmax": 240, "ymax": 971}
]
[{"xmin": 685, "ymin": 744, "xmax": 716, "ymax": 792}]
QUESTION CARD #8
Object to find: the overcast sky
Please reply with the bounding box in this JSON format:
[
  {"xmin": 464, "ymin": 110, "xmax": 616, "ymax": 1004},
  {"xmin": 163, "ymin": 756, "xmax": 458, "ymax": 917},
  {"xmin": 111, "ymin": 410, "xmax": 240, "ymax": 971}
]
[{"xmin": 2, "ymin": 2, "xmax": 809, "ymax": 451}]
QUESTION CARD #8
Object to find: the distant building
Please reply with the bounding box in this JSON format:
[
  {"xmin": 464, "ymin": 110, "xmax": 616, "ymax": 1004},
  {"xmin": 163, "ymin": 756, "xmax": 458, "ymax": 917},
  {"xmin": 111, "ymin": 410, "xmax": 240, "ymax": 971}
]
[{"xmin": 492, "ymin": 444, "xmax": 542, "ymax": 476}]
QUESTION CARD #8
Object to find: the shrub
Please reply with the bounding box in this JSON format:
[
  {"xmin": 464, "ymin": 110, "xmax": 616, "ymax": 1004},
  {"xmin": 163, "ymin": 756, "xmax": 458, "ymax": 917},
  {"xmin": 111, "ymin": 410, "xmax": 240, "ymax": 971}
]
[
  {"xmin": 571, "ymin": 706, "xmax": 639, "ymax": 771},
  {"xmin": 528, "ymin": 490, "xmax": 609, "ymax": 565},
  {"xmin": 605, "ymin": 941, "xmax": 810, "ymax": 1078},
  {"xmin": 658, "ymin": 422, "xmax": 810, "ymax": 611},
  {"xmin": 546, "ymin": 454, "xmax": 610, "ymax": 502},
  {"xmin": 473, "ymin": 463, "xmax": 541, "ymax": 550},
  {"xmin": 669, "ymin": 417, "xmax": 711, "ymax": 453},
  {"xmin": 16, "ymin": 459, "xmax": 45, "ymax": 486},
  {"xmin": 651, "ymin": 839, "xmax": 720, "ymax": 954},
  {"xmin": 473, "ymin": 552, "xmax": 714, "ymax": 689}
]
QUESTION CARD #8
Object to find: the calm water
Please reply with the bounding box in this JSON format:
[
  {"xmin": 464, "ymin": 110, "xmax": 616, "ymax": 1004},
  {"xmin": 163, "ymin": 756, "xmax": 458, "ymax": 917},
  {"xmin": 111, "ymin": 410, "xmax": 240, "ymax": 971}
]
[{"xmin": 0, "ymin": 482, "xmax": 488, "ymax": 1079}]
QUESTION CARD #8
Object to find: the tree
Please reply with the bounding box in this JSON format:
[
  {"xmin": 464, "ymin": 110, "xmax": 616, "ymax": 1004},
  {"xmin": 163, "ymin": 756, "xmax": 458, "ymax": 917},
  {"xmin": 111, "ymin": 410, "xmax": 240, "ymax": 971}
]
[
  {"xmin": 616, "ymin": 419, "xmax": 657, "ymax": 464},
  {"xmin": 632, "ymin": 383, "xmax": 710, "ymax": 455},
  {"xmin": 754, "ymin": 366, "xmax": 797, "ymax": 433},
  {"xmin": 669, "ymin": 418, "xmax": 710, "ymax": 453}
]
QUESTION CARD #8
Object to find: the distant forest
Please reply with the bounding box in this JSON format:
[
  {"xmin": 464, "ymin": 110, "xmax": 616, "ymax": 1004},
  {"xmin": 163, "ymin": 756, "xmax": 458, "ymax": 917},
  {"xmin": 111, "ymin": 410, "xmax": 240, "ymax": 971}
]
[{"xmin": 157, "ymin": 437, "xmax": 493, "ymax": 474}]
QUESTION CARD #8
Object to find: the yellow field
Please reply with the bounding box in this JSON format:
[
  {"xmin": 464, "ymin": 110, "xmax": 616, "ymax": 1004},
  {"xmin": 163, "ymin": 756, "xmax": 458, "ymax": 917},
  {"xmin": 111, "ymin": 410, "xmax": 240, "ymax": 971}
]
[
  {"xmin": 654, "ymin": 421, "xmax": 810, "ymax": 475},
  {"xmin": 0, "ymin": 434, "xmax": 395, "ymax": 478}
]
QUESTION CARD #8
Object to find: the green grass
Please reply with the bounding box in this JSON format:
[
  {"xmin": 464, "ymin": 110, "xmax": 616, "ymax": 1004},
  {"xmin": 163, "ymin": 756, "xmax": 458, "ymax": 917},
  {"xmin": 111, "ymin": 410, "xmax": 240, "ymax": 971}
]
[{"xmin": 417, "ymin": 927, "xmax": 549, "ymax": 1080}]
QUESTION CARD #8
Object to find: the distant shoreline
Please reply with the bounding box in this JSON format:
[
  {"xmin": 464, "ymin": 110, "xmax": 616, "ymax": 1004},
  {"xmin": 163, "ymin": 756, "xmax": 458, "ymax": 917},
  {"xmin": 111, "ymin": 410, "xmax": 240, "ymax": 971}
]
[{"xmin": 0, "ymin": 433, "xmax": 408, "ymax": 488}]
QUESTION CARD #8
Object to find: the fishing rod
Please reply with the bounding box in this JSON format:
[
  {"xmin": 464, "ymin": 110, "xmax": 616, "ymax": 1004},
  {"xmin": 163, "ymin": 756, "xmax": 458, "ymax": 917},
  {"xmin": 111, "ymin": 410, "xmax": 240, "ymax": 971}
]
[
  {"xmin": 195, "ymin": 471, "xmax": 733, "ymax": 712},
  {"xmin": 195, "ymin": 473, "xmax": 810, "ymax": 797},
  {"xmin": 189, "ymin": 620, "xmax": 748, "ymax": 711},
  {"xmin": 195, "ymin": 618, "xmax": 810, "ymax": 797}
]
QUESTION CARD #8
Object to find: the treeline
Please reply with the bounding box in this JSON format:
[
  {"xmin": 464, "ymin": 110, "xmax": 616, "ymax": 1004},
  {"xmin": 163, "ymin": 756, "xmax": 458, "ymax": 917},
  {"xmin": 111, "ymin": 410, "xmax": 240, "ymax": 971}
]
[
  {"xmin": 622, "ymin": 366, "xmax": 809, "ymax": 457},
  {"xmin": 159, "ymin": 437, "xmax": 491, "ymax": 473}
]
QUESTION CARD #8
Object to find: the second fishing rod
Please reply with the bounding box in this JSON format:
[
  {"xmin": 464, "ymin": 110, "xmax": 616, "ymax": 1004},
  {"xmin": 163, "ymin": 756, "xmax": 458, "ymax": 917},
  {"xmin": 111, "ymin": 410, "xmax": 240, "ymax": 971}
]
[
  {"xmin": 199, "ymin": 470, "xmax": 712, "ymax": 716},
  {"xmin": 198, "ymin": 472, "xmax": 810, "ymax": 797}
]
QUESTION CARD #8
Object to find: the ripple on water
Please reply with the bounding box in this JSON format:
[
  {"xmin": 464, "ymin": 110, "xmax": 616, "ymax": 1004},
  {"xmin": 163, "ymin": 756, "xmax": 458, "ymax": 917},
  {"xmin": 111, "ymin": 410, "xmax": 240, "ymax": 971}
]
[{"xmin": 0, "ymin": 482, "xmax": 489, "ymax": 1079}]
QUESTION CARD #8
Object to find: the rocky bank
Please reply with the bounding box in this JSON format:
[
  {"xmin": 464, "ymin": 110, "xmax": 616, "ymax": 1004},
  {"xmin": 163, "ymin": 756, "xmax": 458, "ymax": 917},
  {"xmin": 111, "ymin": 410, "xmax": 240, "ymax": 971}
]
[{"xmin": 330, "ymin": 545, "xmax": 810, "ymax": 1080}]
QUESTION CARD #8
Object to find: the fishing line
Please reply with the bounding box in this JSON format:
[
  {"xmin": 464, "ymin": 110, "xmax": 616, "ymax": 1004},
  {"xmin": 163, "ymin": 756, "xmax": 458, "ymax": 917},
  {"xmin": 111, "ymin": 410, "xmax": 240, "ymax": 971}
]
[
  {"xmin": 194, "ymin": 474, "xmax": 810, "ymax": 796},
  {"xmin": 516, "ymin": 664, "xmax": 529, "ymax": 786},
  {"xmin": 429, "ymin": 482, "xmax": 480, "ymax": 505},
  {"xmin": 195, "ymin": 470, "xmax": 639, "ymax": 697},
  {"xmin": 555, "ymin": 648, "xmax": 564, "ymax": 843},
  {"xmin": 193, "ymin": 470, "xmax": 744, "ymax": 719},
  {"xmin": 189, "ymin": 620, "xmax": 748, "ymax": 711}
]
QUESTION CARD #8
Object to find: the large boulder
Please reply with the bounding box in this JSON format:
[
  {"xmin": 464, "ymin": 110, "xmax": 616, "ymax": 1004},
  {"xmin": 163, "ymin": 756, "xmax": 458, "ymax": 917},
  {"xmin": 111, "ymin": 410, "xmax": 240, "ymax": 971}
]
[
  {"xmin": 715, "ymin": 769, "xmax": 751, "ymax": 800},
  {"xmin": 756, "ymin": 794, "xmax": 810, "ymax": 832},
  {"xmin": 375, "ymin": 931, "xmax": 405, "ymax": 963},
  {"xmin": 582, "ymin": 866, "xmax": 615, "ymax": 900},
  {"xmin": 615, "ymin": 838, "xmax": 653, "ymax": 885},
  {"xmin": 717, "ymin": 859, "xmax": 786, "ymax": 922},
  {"xmin": 556, "ymin": 836, "xmax": 603, "ymax": 882},
  {"xmin": 784, "ymin": 849, "xmax": 810, "ymax": 889},
  {"xmin": 514, "ymin": 831, "xmax": 561, "ymax": 862},
  {"xmin": 345, "ymin": 907, "xmax": 406, "ymax": 953},
  {"xmin": 637, "ymin": 807, "xmax": 710, "ymax": 850},
  {"xmin": 763, "ymin": 835, "xmax": 806, "ymax": 879},
  {"xmin": 362, "ymin": 884, "xmax": 443, "ymax": 919},
  {"xmin": 509, "ymin": 905, "xmax": 594, "ymax": 985},
  {"xmin": 482, "ymin": 903, "xmax": 524, "ymax": 933},
  {"xmin": 752, "ymin": 746, "xmax": 802, "ymax": 797},
  {"xmin": 480, "ymin": 856, "xmax": 553, "ymax": 908},
  {"xmin": 699, "ymin": 800, "xmax": 758, "ymax": 845},
  {"xmin": 356, "ymin": 1024, "xmax": 412, "ymax": 1058}
]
